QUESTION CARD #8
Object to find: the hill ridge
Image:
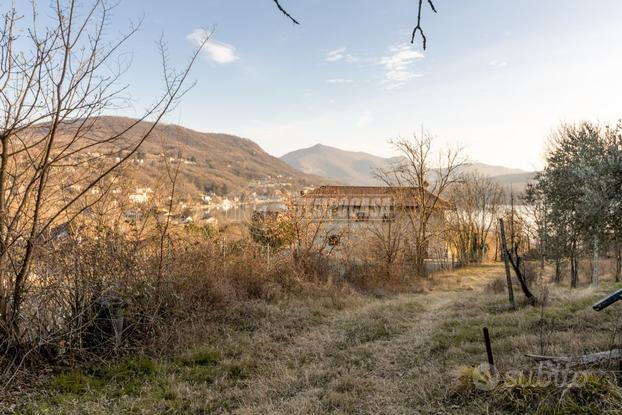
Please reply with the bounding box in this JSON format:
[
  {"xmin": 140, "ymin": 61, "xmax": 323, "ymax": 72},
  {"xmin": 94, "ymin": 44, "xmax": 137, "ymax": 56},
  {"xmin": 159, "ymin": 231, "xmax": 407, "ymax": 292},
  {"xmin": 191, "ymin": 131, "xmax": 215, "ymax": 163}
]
[
  {"xmin": 281, "ymin": 143, "xmax": 536, "ymax": 190},
  {"xmin": 56, "ymin": 116, "xmax": 326, "ymax": 197}
]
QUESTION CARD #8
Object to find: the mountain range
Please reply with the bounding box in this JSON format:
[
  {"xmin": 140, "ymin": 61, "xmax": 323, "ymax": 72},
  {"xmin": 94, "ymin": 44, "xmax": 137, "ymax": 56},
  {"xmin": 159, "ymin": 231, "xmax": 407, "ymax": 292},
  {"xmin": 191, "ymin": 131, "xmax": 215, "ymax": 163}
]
[
  {"xmin": 281, "ymin": 143, "xmax": 537, "ymax": 192},
  {"xmin": 51, "ymin": 117, "xmax": 536, "ymax": 198},
  {"xmin": 54, "ymin": 116, "xmax": 326, "ymax": 197}
]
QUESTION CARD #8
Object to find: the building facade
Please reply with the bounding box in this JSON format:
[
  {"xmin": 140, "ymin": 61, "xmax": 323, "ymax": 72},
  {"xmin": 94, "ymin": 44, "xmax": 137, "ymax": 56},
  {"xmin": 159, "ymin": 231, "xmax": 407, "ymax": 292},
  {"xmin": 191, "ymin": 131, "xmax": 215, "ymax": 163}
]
[{"xmin": 300, "ymin": 185, "xmax": 452, "ymax": 265}]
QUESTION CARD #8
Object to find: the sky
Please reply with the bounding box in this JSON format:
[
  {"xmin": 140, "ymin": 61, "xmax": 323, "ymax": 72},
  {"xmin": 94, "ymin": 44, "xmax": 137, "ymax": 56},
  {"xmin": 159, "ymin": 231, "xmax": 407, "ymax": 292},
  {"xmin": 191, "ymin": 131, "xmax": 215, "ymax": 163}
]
[{"xmin": 94, "ymin": 1, "xmax": 622, "ymax": 171}]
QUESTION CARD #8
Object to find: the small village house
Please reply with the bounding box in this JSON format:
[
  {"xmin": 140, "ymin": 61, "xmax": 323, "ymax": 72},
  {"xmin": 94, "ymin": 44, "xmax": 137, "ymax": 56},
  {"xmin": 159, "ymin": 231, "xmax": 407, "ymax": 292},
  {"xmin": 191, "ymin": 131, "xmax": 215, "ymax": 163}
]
[{"xmin": 300, "ymin": 185, "xmax": 453, "ymax": 268}]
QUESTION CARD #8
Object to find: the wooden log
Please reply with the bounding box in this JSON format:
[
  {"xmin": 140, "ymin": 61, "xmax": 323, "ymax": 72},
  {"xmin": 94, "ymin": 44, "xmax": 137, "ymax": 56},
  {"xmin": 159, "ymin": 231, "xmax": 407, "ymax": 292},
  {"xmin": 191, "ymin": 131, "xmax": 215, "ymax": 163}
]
[
  {"xmin": 576, "ymin": 349, "xmax": 622, "ymax": 365},
  {"xmin": 525, "ymin": 353, "xmax": 571, "ymax": 363}
]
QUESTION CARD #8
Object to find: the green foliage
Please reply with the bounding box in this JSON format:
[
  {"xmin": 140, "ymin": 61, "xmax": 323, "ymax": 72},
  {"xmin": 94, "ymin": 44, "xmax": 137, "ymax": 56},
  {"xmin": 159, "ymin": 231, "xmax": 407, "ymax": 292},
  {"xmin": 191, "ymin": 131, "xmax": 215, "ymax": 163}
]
[
  {"xmin": 52, "ymin": 357, "xmax": 160, "ymax": 398},
  {"xmin": 99, "ymin": 357, "xmax": 160, "ymax": 380},
  {"xmin": 528, "ymin": 121, "xmax": 622, "ymax": 285},
  {"xmin": 177, "ymin": 350, "xmax": 222, "ymax": 367},
  {"xmin": 52, "ymin": 371, "xmax": 105, "ymax": 394}
]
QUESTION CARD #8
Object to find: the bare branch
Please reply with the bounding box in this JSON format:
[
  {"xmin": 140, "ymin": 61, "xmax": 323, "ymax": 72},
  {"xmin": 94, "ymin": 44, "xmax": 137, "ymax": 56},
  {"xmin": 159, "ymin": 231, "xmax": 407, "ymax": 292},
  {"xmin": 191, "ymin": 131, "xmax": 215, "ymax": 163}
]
[
  {"xmin": 273, "ymin": 0, "xmax": 300, "ymax": 25},
  {"xmin": 411, "ymin": 0, "xmax": 437, "ymax": 50}
]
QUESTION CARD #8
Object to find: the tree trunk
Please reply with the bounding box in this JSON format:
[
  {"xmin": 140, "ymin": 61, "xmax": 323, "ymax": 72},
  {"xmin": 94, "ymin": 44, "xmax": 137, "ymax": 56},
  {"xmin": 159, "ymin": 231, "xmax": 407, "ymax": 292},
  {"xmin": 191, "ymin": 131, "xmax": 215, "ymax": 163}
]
[
  {"xmin": 570, "ymin": 249, "xmax": 578, "ymax": 289},
  {"xmin": 539, "ymin": 225, "xmax": 545, "ymax": 270},
  {"xmin": 555, "ymin": 258, "xmax": 561, "ymax": 284},
  {"xmin": 616, "ymin": 244, "xmax": 621, "ymax": 283},
  {"xmin": 592, "ymin": 235, "xmax": 599, "ymax": 287},
  {"xmin": 414, "ymin": 243, "xmax": 426, "ymax": 278},
  {"xmin": 508, "ymin": 249, "xmax": 535, "ymax": 301}
]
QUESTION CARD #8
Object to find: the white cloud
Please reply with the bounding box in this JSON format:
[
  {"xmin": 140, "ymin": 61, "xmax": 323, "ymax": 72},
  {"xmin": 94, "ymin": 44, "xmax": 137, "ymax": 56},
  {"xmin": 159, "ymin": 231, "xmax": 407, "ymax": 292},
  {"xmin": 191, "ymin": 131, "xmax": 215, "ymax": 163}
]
[
  {"xmin": 326, "ymin": 79, "xmax": 353, "ymax": 84},
  {"xmin": 187, "ymin": 29, "xmax": 239, "ymax": 64},
  {"xmin": 490, "ymin": 59, "xmax": 508, "ymax": 68},
  {"xmin": 380, "ymin": 44, "xmax": 424, "ymax": 89},
  {"xmin": 325, "ymin": 47, "xmax": 357, "ymax": 63}
]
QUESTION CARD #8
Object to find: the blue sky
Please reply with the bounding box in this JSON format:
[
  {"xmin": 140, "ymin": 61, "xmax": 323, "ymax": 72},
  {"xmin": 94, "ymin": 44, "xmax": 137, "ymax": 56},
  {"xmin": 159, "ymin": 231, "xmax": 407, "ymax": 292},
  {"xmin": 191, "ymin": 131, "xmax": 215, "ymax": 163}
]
[{"xmin": 107, "ymin": 0, "xmax": 622, "ymax": 170}]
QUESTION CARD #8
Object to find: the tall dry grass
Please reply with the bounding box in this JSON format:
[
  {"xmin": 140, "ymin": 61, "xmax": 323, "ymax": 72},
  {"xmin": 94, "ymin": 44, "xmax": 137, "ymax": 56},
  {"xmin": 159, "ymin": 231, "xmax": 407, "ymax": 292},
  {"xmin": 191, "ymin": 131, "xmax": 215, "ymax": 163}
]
[{"xmin": 0, "ymin": 221, "xmax": 426, "ymax": 388}]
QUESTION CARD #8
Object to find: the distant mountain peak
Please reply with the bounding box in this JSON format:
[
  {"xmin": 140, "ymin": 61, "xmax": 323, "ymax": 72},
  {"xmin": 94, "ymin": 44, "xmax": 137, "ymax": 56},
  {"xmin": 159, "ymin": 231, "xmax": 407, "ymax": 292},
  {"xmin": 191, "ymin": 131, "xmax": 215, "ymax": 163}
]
[
  {"xmin": 281, "ymin": 144, "xmax": 536, "ymax": 190},
  {"xmin": 281, "ymin": 144, "xmax": 390, "ymax": 185}
]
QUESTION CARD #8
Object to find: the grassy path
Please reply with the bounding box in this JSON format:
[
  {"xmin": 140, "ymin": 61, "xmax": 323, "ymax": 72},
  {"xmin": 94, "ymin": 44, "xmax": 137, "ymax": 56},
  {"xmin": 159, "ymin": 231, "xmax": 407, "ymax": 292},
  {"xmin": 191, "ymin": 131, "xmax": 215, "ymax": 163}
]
[{"xmin": 232, "ymin": 265, "xmax": 501, "ymax": 414}]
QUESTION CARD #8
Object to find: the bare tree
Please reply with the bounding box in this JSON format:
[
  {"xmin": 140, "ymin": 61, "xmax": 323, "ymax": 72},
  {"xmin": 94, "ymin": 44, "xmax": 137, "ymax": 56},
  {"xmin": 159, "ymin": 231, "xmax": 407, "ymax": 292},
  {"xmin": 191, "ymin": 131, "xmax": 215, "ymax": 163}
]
[
  {"xmin": 446, "ymin": 173, "xmax": 504, "ymax": 265},
  {"xmin": 285, "ymin": 193, "xmax": 348, "ymax": 263},
  {"xmin": 156, "ymin": 152, "xmax": 182, "ymax": 289},
  {"xmin": 378, "ymin": 131, "xmax": 464, "ymax": 277},
  {"xmin": 499, "ymin": 208, "xmax": 535, "ymax": 302},
  {"xmin": 0, "ymin": 0, "xmax": 206, "ymax": 345},
  {"xmin": 365, "ymin": 213, "xmax": 407, "ymax": 277}
]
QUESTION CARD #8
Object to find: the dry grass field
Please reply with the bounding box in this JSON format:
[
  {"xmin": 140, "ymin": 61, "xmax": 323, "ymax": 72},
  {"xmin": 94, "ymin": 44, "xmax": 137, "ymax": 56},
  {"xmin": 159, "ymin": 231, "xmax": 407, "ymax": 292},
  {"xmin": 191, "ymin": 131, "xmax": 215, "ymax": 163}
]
[{"xmin": 9, "ymin": 264, "xmax": 622, "ymax": 414}]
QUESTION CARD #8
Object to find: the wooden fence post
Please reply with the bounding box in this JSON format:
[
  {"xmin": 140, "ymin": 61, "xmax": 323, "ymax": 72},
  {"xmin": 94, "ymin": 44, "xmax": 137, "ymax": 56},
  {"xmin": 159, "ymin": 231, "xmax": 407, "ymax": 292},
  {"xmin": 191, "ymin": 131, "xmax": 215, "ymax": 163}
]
[
  {"xmin": 483, "ymin": 327, "xmax": 495, "ymax": 373},
  {"xmin": 499, "ymin": 218, "xmax": 515, "ymax": 309}
]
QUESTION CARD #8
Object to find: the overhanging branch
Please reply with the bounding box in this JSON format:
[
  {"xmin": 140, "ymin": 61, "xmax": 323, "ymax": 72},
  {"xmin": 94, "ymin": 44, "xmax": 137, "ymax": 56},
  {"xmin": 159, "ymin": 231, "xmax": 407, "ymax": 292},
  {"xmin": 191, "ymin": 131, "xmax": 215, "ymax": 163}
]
[
  {"xmin": 273, "ymin": 0, "xmax": 300, "ymax": 25},
  {"xmin": 273, "ymin": 0, "xmax": 438, "ymax": 49},
  {"xmin": 411, "ymin": 0, "xmax": 437, "ymax": 50}
]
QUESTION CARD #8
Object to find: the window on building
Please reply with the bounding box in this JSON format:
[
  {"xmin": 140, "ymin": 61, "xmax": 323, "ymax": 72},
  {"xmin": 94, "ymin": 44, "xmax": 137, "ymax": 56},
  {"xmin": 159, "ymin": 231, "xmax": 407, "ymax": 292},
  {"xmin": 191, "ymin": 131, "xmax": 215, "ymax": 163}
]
[{"xmin": 356, "ymin": 211, "xmax": 370, "ymax": 222}]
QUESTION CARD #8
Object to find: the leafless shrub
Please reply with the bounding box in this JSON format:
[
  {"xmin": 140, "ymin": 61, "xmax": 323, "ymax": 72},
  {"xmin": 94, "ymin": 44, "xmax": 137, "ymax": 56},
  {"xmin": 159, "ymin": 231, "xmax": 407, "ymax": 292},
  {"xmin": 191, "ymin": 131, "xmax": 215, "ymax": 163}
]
[
  {"xmin": 6, "ymin": 212, "xmax": 435, "ymax": 384},
  {"xmin": 446, "ymin": 173, "xmax": 504, "ymax": 266},
  {"xmin": 0, "ymin": 0, "xmax": 207, "ymax": 354}
]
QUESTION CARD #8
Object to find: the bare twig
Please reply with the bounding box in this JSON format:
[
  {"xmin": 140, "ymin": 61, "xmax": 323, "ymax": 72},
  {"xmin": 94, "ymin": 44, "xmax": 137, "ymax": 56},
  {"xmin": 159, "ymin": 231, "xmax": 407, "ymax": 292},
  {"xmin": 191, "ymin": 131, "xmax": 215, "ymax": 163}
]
[
  {"xmin": 273, "ymin": 0, "xmax": 300, "ymax": 25},
  {"xmin": 411, "ymin": 0, "xmax": 437, "ymax": 50},
  {"xmin": 273, "ymin": 0, "xmax": 438, "ymax": 48},
  {"xmin": 157, "ymin": 150, "xmax": 181, "ymax": 288}
]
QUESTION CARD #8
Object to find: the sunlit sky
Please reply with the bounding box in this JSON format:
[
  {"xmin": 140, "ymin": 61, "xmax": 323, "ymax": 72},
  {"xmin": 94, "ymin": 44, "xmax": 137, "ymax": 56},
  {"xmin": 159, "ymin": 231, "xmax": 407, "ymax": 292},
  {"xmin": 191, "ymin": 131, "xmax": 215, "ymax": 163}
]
[{"xmin": 107, "ymin": 0, "xmax": 622, "ymax": 171}]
